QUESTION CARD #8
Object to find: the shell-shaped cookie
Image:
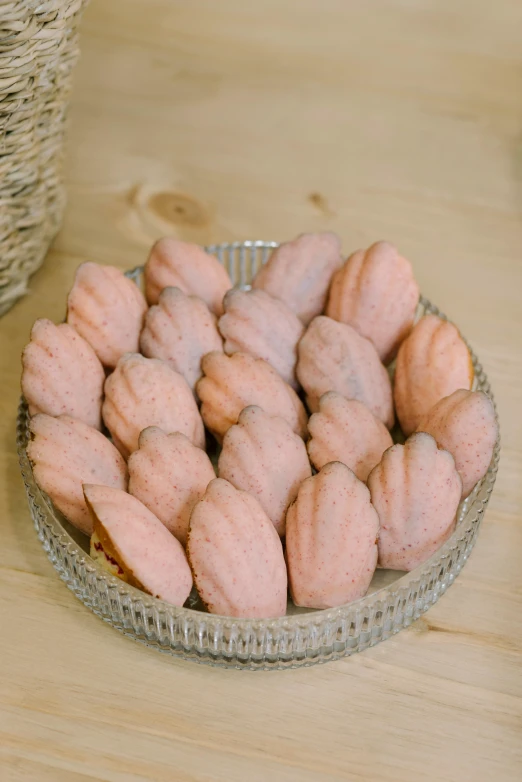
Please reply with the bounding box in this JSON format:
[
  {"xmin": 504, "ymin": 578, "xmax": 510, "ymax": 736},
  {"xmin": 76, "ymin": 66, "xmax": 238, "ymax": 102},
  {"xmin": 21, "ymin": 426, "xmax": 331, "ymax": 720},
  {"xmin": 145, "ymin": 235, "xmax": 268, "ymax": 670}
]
[
  {"xmin": 252, "ymin": 232, "xmax": 343, "ymax": 325},
  {"xmin": 144, "ymin": 238, "xmax": 232, "ymax": 313},
  {"xmin": 394, "ymin": 315, "xmax": 474, "ymax": 436},
  {"xmin": 368, "ymin": 432, "xmax": 462, "ymax": 571},
  {"xmin": 417, "ymin": 389, "xmax": 497, "ymax": 498},
  {"xmin": 285, "ymin": 462, "xmax": 379, "ymax": 609},
  {"xmin": 128, "ymin": 427, "xmax": 215, "ymax": 546},
  {"xmin": 140, "ymin": 287, "xmax": 223, "ymax": 393},
  {"xmin": 67, "ymin": 262, "xmax": 147, "ymax": 369},
  {"xmin": 296, "ymin": 316, "xmax": 394, "ymax": 426},
  {"xmin": 218, "ymin": 406, "xmax": 311, "ymax": 536},
  {"xmin": 326, "ymin": 241, "xmax": 419, "ymax": 363},
  {"xmin": 102, "ymin": 353, "xmax": 205, "ymax": 458},
  {"xmin": 197, "ymin": 352, "xmax": 308, "ymax": 442},
  {"xmin": 85, "ymin": 485, "xmax": 192, "ymax": 606},
  {"xmin": 27, "ymin": 414, "xmax": 128, "ymax": 535},
  {"xmin": 307, "ymin": 392, "xmax": 393, "ymax": 481},
  {"xmin": 21, "ymin": 319, "xmax": 105, "ymax": 429},
  {"xmin": 187, "ymin": 478, "xmax": 288, "ymax": 618},
  {"xmin": 218, "ymin": 288, "xmax": 305, "ymax": 389}
]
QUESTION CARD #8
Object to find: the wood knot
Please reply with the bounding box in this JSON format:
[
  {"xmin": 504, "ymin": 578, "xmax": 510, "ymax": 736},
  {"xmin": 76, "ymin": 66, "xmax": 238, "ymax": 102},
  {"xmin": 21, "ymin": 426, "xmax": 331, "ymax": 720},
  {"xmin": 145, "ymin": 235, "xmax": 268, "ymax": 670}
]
[
  {"xmin": 308, "ymin": 192, "xmax": 335, "ymax": 217},
  {"xmin": 148, "ymin": 192, "xmax": 209, "ymax": 227}
]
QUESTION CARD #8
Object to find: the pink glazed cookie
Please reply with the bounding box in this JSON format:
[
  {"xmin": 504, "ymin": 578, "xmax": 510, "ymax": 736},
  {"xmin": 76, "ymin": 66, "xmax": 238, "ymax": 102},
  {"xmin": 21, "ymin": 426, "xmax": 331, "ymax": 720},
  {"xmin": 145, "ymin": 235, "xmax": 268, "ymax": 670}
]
[
  {"xmin": 285, "ymin": 462, "xmax": 379, "ymax": 609},
  {"xmin": 140, "ymin": 286, "xmax": 223, "ymax": 393},
  {"xmin": 296, "ymin": 315, "xmax": 394, "ymax": 426},
  {"xmin": 218, "ymin": 406, "xmax": 312, "ymax": 536},
  {"xmin": 128, "ymin": 427, "xmax": 215, "ymax": 546},
  {"xmin": 21, "ymin": 318, "xmax": 105, "ymax": 429},
  {"xmin": 368, "ymin": 432, "xmax": 462, "ymax": 571},
  {"xmin": 197, "ymin": 351, "xmax": 308, "ymax": 441},
  {"xmin": 218, "ymin": 288, "xmax": 305, "ymax": 389},
  {"xmin": 252, "ymin": 232, "xmax": 343, "ymax": 325},
  {"xmin": 102, "ymin": 353, "xmax": 205, "ymax": 457},
  {"xmin": 307, "ymin": 392, "xmax": 393, "ymax": 481},
  {"xmin": 85, "ymin": 485, "xmax": 192, "ymax": 606},
  {"xmin": 27, "ymin": 414, "xmax": 127, "ymax": 535},
  {"xmin": 394, "ymin": 314, "xmax": 474, "ymax": 436},
  {"xmin": 67, "ymin": 262, "xmax": 147, "ymax": 369},
  {"xmin": 144, "ymin": 238, "xmax": 232, "ymax": 313},
  {"xmin": 187, "ymin": 478, "xmax": 288, "ymax": 618},
  {"xmin": 326, "ymin": 241, "xmax": 419, "ymax": 364},
  {"xmin": 417, "ymin": 389, "xmax": 497, "ymax": 498}
]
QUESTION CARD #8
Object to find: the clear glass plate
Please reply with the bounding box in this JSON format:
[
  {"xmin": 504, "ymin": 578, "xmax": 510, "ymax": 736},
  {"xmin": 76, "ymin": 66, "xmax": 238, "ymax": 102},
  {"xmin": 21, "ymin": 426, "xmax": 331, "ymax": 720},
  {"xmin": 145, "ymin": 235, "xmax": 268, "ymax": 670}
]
[{"xmin": 16, "ymin": 241, "xmax": 500, "ymax": 670}]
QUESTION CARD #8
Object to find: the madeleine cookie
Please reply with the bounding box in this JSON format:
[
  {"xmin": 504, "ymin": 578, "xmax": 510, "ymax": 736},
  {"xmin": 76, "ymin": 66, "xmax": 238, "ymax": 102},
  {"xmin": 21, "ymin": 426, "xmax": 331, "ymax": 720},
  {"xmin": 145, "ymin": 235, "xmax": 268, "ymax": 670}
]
[
  {"xmin": 394, "ymin": 315, "xmax": 473, "ymax": 436},
  {"xmin": 286, "ymin": 462, "xmax": 379, "ymax": 609},
  {"xmin": 197, "ymin": 351, "xmax": 307, "ymax": 441},
  {"xmin": 102, "ymin": 353, "xmax": 205, "ymax": 457},
  {"xmin": 252, "ymin": 232, "xmax": 342, "ymax": 325},
  {"xmin": 144, "ymin": 238, "xmax": 232, "ymax": 313},
  {"xmin": 368, "ymin": 432, "xmax": 462, "ymax": 571},
  {"xmin": 27, "ymin": 414, "xmax": 127, "ymax": 535},
  {"xmin": 218, "ymin": 288, "xmax": 304, "ymax": 389},
  {"xmin": 218, "ymin": 406, "xmax": 311, "ymax": 536},
  {"xmin": 22, "ymin": 318, "xmax": 105, "ymax": 429},
  {"xmin": 187, "ymin": 478, "xmax": 287, "ymax": 618},
  {"xmin": 67, "ymin": 262, "xmax": 147, "ymax": 368},
  {"xmin": 326, "ymin": 241, "xmax": 419, "ymax": 363},
  {"xmin": 140, "ymin": 286, "xmax": 223, "ymax": 393},
  {"xmin": 296, "ymin": 315, "xmax": 394, "ymax": 426},
  {"xmin": 307, "ymin": 392, "xmax": 393, "ymax": 481},
  {"xmin": 86, "ymin": 485, "xmax": 192, "ymax": 606},
  {"xmin": 128, "ymin": 427, "xmax": 215, "ymax": 546},
  {"xmin": 417, "ymin": 389, "xmax": 497, "ymax": 498}
]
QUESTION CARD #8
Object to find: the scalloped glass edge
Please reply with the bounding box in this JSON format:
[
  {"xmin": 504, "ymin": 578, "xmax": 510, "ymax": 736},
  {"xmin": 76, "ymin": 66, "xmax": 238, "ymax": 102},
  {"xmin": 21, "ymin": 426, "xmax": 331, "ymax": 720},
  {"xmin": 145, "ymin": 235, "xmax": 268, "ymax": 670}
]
[{"xmin": 16, "ymin": 241, "xmax": 500, "ymax": 670}]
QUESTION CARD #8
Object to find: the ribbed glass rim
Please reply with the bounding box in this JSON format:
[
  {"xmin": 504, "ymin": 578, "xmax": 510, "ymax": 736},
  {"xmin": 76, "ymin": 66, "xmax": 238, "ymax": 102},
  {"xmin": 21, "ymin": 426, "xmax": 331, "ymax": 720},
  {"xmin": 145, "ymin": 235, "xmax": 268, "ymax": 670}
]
[{"xmin": 16, "ymin": 241, "xmax": 500, "ymax": 668}]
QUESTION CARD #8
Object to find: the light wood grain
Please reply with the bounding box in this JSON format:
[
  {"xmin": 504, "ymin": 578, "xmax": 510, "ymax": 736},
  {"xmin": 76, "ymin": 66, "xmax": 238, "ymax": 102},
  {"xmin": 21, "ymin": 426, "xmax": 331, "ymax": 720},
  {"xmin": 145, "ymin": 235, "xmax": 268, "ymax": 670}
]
[{"xmin": 1, "ymin": 1, "xmax": 522, "ymax": 780}]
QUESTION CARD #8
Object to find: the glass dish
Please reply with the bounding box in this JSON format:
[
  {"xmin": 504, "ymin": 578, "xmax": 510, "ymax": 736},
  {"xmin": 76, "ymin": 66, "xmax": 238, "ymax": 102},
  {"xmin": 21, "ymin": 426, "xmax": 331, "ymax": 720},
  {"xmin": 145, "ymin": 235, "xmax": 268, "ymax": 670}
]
[{"xmin": 17, "ymin": 241, "xmax": 500, "ymax": 670}]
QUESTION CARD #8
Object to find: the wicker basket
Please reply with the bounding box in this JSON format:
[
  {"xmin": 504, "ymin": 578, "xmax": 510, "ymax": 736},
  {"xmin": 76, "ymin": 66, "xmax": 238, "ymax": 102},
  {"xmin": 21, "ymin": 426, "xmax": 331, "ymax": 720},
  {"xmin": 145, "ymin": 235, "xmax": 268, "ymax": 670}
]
[{"xmin": 0, "ymin": 0, "xmax": 89, "ymax": 317}]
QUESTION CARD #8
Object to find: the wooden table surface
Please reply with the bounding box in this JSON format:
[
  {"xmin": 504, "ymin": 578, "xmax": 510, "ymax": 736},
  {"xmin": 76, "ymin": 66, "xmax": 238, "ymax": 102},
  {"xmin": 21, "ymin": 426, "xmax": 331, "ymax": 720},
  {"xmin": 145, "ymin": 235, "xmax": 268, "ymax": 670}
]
[{"xmin": 1, "ymin": 1, "xmax": 522, "ymax": 780}]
